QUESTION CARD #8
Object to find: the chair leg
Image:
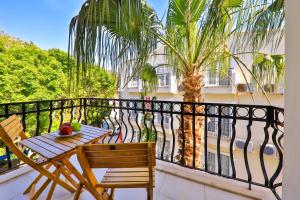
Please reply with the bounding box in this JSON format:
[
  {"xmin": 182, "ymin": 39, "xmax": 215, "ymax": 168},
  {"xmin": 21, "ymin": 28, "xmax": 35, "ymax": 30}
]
[
  {"xmin": 31, "ymin": 178, "xmax": 51, "ymax": 200},
  {"xmin": 46, "ymin": 163, "xmax": 65, "ymax": 200},
  {"xmin": 23, "ymin": 163, "xmax": 52, "ymax": 194},
  {"xmin": 61, "ymin": 168, "xmax": 79, "ymax": 189},
  {"xmin": 147, "ymin": 187, "xmax": 153, "ymax": 200},
  {"xmin": 109, "ymin": 188, "xmax": 115, "ymax": 200},
  {"xmin": 53, "ymin": 161, "xmax": 79, "ymax": 189},
  {"xmin": 74, "ymin": 182, "xmax": 83, "ymax": 200},
  {"xmin": 30, "ymin": 165, "xmax": 60, "ymax": 200},
  {"xmin": 102, "ymin": 189, "xmax": 110, "ymax": 200}
]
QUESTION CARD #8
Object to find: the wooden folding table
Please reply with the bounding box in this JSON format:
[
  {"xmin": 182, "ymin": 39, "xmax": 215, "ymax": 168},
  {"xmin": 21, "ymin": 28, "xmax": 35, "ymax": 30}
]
[{"xmin": 19, "ymin": 124, "xmax": 111, "ymax": 200}]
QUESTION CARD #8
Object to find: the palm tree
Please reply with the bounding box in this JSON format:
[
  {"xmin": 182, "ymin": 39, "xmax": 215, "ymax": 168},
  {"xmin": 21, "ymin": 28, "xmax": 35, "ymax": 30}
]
[{"xmin": 68, "ymin": 0, "xmax": 284, "ymax": 167}]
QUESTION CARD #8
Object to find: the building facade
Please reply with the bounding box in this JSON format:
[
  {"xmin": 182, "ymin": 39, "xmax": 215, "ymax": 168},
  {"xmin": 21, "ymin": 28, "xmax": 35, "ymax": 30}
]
[{"xmin": 115, "ymin": 40, "xmax": 284, "ymax": 186}]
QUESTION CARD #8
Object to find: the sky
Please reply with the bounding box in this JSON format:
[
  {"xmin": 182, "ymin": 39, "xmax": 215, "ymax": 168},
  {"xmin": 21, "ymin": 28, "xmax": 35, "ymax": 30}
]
[{"xmin": 0, "ymin": 0, "xmax": 168, "ymax": 51}]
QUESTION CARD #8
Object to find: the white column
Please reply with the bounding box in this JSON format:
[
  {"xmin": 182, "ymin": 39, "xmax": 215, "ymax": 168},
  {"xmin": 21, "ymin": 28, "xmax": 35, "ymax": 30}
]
[{"xmin": 283, "ymin": 1, "xmax": 300, "ymax": 199}]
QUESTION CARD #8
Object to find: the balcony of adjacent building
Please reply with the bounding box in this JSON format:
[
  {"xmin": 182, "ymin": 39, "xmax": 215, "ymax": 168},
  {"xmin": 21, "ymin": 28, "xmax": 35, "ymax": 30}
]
[
  {"xmin": 125, "ymin": 67, "xmax": 178, "ymax": 95},
  {"xmin": 203, "ymin": 68, "xmax": 236, "ymax": 94},
  {"xmin": 0, "ymin": 98, "xmax": 283, "ymax": 200}
]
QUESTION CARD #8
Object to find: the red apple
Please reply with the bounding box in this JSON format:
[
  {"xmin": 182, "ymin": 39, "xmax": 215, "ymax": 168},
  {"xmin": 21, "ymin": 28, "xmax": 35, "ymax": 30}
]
[
  {"xmin": 59, "ymin": 125, "xmax": 73, "ymax": 135},
  {"xmin": 61, "ymin": 122, "xmax": 71, "ymax": 127}
]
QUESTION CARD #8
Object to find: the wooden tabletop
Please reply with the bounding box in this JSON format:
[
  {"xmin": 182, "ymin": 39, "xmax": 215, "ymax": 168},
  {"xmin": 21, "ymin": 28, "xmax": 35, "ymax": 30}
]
[{"xmin": 20, "ymin": 125, "xmax": 111, "ymax": 160}]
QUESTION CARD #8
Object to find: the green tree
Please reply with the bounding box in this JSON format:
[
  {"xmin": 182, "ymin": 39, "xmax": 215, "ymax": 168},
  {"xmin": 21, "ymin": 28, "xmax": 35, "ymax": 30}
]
[
  {"xmin": 68, "ymin": 0, "xmax": 284, "ymax": 167},
  {"xmin": 0, "ymin": 33, "xmax": 117, "ymax": 148}
]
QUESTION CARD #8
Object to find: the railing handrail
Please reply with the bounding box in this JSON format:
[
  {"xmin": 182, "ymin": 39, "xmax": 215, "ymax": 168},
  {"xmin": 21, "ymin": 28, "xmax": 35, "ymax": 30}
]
[
  {"xmin": 0, "ymin": 97, "xmax": 284, "ymax": 110},
  {"xmin": 0, "ymin": 98, "xmax": 284, "ymax": 200}
]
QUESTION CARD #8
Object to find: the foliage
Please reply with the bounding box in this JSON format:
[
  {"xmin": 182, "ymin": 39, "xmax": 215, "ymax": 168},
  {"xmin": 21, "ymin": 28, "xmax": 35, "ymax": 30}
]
[
  {"xmin": 68, "ymin": 0, "xmax": 158, "ymax": 85},
  {"xmin": 252, "ymin": 53, "xmax": 285, "ymax": 91},
  {"xmin": 140, "ymin": 63, "xmax": 158, "ymax": 98},
  {"xmin": 0, "ymin": 34, "xmax": 67, "ymax": 103},
  {"xmin": 0, "ymin": 33, "xmax": 117, "ymax": 103},
  {"xmin": 234, "ymin": 0, "xmax": 284, "ymax": 51},
  {"xmin": 69, "ymin": 0, "xmax": 284, "ymax": 98},
  {"xmin": 0, "ymin": 33, "xmax": 117, "ymax": 151},
  {"xmin": 68, "ymin": 0, "xmax": 285, "ymax": 167}
]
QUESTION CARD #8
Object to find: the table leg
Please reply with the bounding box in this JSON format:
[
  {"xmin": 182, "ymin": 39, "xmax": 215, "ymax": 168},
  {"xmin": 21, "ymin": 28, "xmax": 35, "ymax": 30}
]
[
  {"xmin": 52, "ymin": 161, "xmax": 79, "ymax": 189},
  {"xmin": 31, "ymin": 166, "xmax": 61, "ymax": 200},
  {"xmin": 62, "ymin": 159, "xmax": 101, "ymax": 199},
  {"xmin": 74, "ymin": 182, "xmax": 83, "ymax": 200}
]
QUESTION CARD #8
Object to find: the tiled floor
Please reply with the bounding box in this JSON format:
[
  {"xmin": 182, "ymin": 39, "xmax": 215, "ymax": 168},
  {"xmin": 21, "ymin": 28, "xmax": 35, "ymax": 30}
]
[{"xmin": 0, "ymin": 156, "xmax": 256, "ymax": 200}]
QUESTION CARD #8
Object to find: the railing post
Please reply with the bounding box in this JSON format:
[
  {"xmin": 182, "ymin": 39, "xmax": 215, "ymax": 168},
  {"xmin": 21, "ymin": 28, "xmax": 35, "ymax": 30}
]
[
  {"xmin": 48, "ymin": 101, "xmax": 53, "ymax": 133},
  {"xmin": 204, "ymin": 104, "xmax": 208, "ymax": 172},
  {"xmin": 4, "ymin": 105, "xmax": 12, "ymax": 169},
  {"xmin": 78, "ymin": 98, "xmax": 83, "ymax": 122},
  {"xmin": 59, "ymin": 100, "xmax": 64, "ymax": 127},
  {"xmin": 36, "ymin": 102, "xmax": 40, "ymax": 136},
  {"xmin": 21, "ymin": 103, "xmax": 26, "ymax": 133},
  {"xmin": 83, "ymin": 98, "xmax": 87, "ymax": 125}
]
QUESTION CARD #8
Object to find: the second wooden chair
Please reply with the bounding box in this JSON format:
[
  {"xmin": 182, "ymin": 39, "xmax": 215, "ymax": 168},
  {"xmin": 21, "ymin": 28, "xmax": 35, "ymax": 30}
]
[{"xmin": 75, "ymin": 142, "xmax": 156, "ymax": 200}]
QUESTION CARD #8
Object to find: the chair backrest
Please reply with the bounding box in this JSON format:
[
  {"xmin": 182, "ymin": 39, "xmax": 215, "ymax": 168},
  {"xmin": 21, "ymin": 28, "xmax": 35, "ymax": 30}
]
[
  {"xmin": 0, "ymin": 115, "xmax": 33, "ymax": 167},
  {"xmin": 78, "ymin": 143, "xmax": 156, "ymax": 168},
  {"xmin": 0, "ymin": 115, "xmax": 26, "ymax": 142},
  {"xmin": 77, "ymin": 143, "xmax": 156, "ymax": 188}
]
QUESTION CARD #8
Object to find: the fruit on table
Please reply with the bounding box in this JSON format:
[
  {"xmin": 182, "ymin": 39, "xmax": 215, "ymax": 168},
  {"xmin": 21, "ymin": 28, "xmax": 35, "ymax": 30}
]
[
  {"xmin": 59, "ymin": 125, "xmax": 73, "ymax": 135},
  {"xmin": 71, "ymin": 122, "xmax": 81, "ymax": 132},
  {"xmin": 61, "ymin": 122, "xmax": 71, "ymax": 127}
]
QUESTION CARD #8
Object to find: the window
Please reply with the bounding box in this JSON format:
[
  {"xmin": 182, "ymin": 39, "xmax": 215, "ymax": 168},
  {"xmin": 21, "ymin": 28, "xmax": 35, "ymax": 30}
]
[
  {"xmin": 155, "ymin": 114, "xmax": 171, "ymax": 127},
  {"xmin": 207, "ymin": 152, "xmax": 230, "ymax": 176},
  {"xmin": 221, "ymin": 107, "xmax": 232, "ymax": 137},
  {"xmin": 128, "ymin": 110, "xmax": 138, "ymax": 119},
  {"xmin": 207, "ymin": 106, "xmax": 217, "ymax": 132},
  {"xmin": 208, "ymin": 70, "xmax": 218, "ymax": 85},
  {"xmin": 164, "ymin": 114, "xmax": 171, "ymax": 124},
  {"xmin": 128, "ymin": 77, "xmax": 139, "ymax": 88},
  {"xmin": 207, "ymin": 152, "xmax": 216, "ymax": 172},
  {"xmin": 158, "ymin": 74, "xmax": 170, "ymax": 87},
  {"xmin": 156, "ymin": 137, "xmax": 171, "ymax": 160},
  {"xmin": 221, "ymin": 154, "xmax": 230, "ymax": 176},
  {"xmin": 207, "ymin": 106, "xmax": 232, "ymax": 138},
  {"xmin": 205, "ymin": 66, "xmax": 232, "ymax": 86},
  {"xmin": 156, "ymin": 67, "xmax": 171, "ymax": 87}
]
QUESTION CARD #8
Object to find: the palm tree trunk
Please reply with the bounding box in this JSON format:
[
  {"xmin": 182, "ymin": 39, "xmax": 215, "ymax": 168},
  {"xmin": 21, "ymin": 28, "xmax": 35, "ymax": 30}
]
[{"xmin": 176, "ymin": 73, "xmax": 204, "ymax": 168}]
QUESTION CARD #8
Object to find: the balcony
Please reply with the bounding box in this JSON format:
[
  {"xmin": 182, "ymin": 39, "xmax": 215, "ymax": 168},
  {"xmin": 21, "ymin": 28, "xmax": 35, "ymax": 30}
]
[
  {"xmin": 0, "ymin": 98, "xmax": 284, "ymax": 199},
  {"xmin": 203, "ymin": 68, "xmax": 236, "ymax": 94},
  {"xmin": 126, "ymin": 73, "xmax": 177, "ymax": 94}
]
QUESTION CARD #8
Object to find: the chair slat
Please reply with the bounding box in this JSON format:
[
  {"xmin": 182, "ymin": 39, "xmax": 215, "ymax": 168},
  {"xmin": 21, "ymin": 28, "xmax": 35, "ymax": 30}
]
[
  {"xmin": 2, "ymin": 117, "xmax": 20, "ymax": 131},
  {"xmin": 84, "ymin": 149, "xmax": 155, "ymax": 157},
  {"xmin": 76, "ymin": 143, "xmax": 156, "ymax": 199},
  {"xmin": 0, "ymin": 115, "xmax": 18, "ymax": 127},
  {"xmin": 82, "ymin": 143, "xmax": 154, "ymax": 151},
  {"xmin": 104, "ymin": 172, "xmax": 155, "ymax": 177},
  {"xmin": 0, "ymin": 115, "xmax": 26, "ymax": 142},
  {"xmin": 102, "ymin": 176, "xmax": 149, "ymax": 182}
]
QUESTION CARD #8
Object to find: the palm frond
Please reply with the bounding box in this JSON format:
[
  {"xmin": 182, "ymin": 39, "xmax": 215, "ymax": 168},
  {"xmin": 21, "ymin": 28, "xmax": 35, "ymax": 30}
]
[
  {"xmin": 69, "ymin": 0, "xmax": 159, "ymax": 88},
  {"xmin": 233, "ymin": 0, "xmax": 284, "ymax": 51}
]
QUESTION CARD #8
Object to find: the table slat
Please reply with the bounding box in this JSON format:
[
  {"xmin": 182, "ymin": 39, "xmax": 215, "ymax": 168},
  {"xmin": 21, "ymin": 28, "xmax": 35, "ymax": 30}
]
[
  {"xmin": 28, "ymin": 138, "xmax": 66, "ymax": 155},
  {"xmin": 42, "ymin": 134, "xmax": 77, "ymax": 148},
  {"xmin": 21, "ymin": 140, "xmax": 57, "ymax": 159},
  {"xmin": 35, "ymin": 136, "xmax": 72, "ymax": 151},
  {"xmin": 20, "ymin": 125, "xmax": 111, "ymax": 160}
]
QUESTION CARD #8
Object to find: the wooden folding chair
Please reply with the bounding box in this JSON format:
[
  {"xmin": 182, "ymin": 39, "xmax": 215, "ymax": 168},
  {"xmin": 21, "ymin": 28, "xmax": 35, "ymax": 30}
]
[
  {"xmin": 76, "ymin": 142, "xmax": 156, "ymax": 200},
  {"xmin": 0, "ymin": 115, "xmax": 76, "ymax": 199}
]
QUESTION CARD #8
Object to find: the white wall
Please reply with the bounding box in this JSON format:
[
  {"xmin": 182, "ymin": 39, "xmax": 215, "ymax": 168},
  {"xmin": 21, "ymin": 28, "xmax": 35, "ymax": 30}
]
[{"xmin": 283, "ymin": 1, "xmax": 300, "ymax": 199}]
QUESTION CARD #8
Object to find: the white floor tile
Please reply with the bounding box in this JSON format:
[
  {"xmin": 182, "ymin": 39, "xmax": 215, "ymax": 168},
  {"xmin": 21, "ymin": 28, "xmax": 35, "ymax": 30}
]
[
  {"xmin": 204, "ymin": 186, "xmax": 254, "ymax": 200},
  {"xmin": 159, "ymin": 173, "xmax": 205, "ymax": 200}
]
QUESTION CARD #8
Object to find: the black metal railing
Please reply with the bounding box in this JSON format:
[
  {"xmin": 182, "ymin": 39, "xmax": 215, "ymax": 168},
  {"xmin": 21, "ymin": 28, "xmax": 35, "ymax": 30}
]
[{"xmin": 0, "ymin": 98, "xmax": 284, "ymax": 199}]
